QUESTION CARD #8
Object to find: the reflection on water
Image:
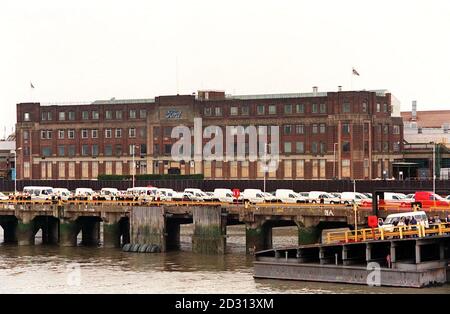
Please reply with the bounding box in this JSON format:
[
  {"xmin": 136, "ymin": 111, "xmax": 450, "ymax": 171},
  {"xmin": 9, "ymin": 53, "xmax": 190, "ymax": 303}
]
[{"xmin": 0, "ymin": 226, "xmax": 449, "ymax": 294}]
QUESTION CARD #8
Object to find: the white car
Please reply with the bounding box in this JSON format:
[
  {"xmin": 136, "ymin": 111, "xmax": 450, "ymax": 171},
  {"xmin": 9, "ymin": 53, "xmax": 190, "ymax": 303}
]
[
  {"xmin": 23, "ymin": 186, "xmax": 54, "ymax": 200},
  {"xmin": 184, "ymin": 188, "xmax": 213, "ymax": 201},
  {"xmin": 263, "ymin": 192, "xmax": 279, "ymax": 203},
  {"xmin": 53, "ymin": 188, "xmax": 72, "ymax": 200},
  {"xmin": 308, "ymin": 191, "xmax": 341, "ymax": 204},
  {"xmin": 340, "ymin": 192, "xmax": 369, "ymax": 205},
  {"xmin": 157, "ymin": 188, "xmax": 184, "ymax": 201},
  {"xmin": 275, "ymin": 189, "xmax": 306, "ymax": 204},
  {"xmin": 242, "ymin": 189, "xmax": 266, "ymax": 204},
  {"xmin": 75, "ymin": 188, "xmax": 95, "ymax": 199},
  {"xmin": 380, "ymin": 211, "xmax": 429, "ymax": 232},
  {"xmin": 100, "ymin": 188, "xmax": 120, "ymax": 200},
  {"xmin": 0, "ymin": 192, "xmax": 9, "ymax": 200},
  {"xmin": 213, "ymin": 189, "xmax": 236, "ymax": 203}
]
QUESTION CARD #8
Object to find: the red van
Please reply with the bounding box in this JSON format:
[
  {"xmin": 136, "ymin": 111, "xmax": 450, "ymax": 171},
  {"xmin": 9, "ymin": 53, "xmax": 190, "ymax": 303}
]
[{"xmin": 412, "ymin": 191, "xmax": 450, "ymax": 209}]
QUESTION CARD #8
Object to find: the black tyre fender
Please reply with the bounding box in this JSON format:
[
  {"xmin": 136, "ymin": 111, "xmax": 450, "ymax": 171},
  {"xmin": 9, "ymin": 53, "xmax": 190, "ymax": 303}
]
[
  {"xmin": 130, "ymin": 244, "xmax": 140, "ymax": 252},
  {"xmin": 138, "ymin": 244, "xmax": 149, "ymax": 253},
  {"xmin": 122, "ymin": 243, "xmax": 132, "ymax": 252}
]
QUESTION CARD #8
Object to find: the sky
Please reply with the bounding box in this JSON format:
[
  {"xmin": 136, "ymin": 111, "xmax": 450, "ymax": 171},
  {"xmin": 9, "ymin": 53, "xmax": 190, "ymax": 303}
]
[{"xmin": 1, "ymin": 0, "xmax": 450, "ymax": 136}]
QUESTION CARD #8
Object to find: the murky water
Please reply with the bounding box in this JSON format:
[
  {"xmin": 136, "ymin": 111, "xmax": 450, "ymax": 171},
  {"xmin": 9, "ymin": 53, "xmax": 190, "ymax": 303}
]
[{"xmin": 0, "ymin": 226, "xmax": 449, "ymax": 294}]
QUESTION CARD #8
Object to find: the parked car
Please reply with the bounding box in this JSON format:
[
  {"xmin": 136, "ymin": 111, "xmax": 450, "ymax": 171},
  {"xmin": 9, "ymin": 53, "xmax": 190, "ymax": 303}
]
[
  {"xmin": 242, "ymin": 189, "xmax": 266, "ymax": 204},
  {"xmin": 184, "ymin": 188, "xmax": 213, "ymax": 201},
  {"xmin": 275, "ymin": 189, "xmax": 307, "ymax": 204},
  {"xmin": 157, "ymin": 188, "xmax": 184, "ymax": 201},
  {"xmin": 213, "ymin": 189, "xmax": 236, "ymax": 203},
  {"xmin": 127, "ymin": 187, "xmax": 158, "ymax": 201},
  {"xmin": 53, "ymin": 188, "xmax": 72, "ymax": 200},
  {"xmin": 0, "ymin": 192, "xmax": 9, "ymax": 200},
  {"xmin": 340, "ymin": 192, "xmax": 368, "ymax": 205},
  {"xmin": 412, "ymin": 191, "xmax": 450, "ymax": 209},
  {"xmin": 262, "ymin": 192, "xmax": 279, "ymax": 203},
  {"xmin": 74, "ymin": 188, "xmax": 95, "ymax": 199},
  {"xmin": 100, "ymin": 188, "xmax": 120, "ymax": 200},
  {"xmin": 23, "ymin": 186, "xmax": 54, "ymax": 200},
  {"xmin": 308, "ymin": 191, "xmax": 341, "ymax": 204},
  {"xmin": 380, "ymin": 211, "xmax": 429, "ymax": 232}
]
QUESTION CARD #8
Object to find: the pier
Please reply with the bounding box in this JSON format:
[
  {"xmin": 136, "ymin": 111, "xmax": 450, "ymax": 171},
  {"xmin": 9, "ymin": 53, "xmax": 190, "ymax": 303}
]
[
  {"xmin": 0, "ymin": 200, "xmax": 449, "ymax": 255},
  {"xmin": 254, "ymin": 224, "xmax": 450, "ymax": 287}
]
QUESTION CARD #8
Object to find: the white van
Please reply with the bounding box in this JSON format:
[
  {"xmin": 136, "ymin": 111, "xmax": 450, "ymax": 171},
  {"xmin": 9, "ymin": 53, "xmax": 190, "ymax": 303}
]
[
  {"xmin": 53, "ymin": 188, "xmax": 72, "ymax": 200},
  {"xmin": 184, "ymin": 188, "xmax": 212, "ymax": 202},
  {"xmin": 213, "ymin": 189, "xmax": 235, "ymax": 203},
  {"xmin": 275, "ymin": 189, "xmax": 306, "ymax": 204},
  {"xmin": 75, "ymin": 188, "xmax": 95, "ymax": 199},
  {"xmin": 242, "ymin": 189, "xmax": 266, "ymax": 204},
  {"xmin": 380, "ymin": 211, "xmax": 429, "ymax": 231},
  {"xmin": 23, "ymin": 186, "xmax": 54, "ymax": 200},
  {"xmin": 157, "ymin": 188, "xmax": 184, "ymax": 201},
  {"xmin": 308, "ymin": 191, "xmax": 341, "ymax": 204},
  {"xmin": 340, "ymin": 192, "xmax": 368, "ymax": 205},
  {"xmin": 100, "ymin": 188, "xmax": 120, "ymax": 200}
]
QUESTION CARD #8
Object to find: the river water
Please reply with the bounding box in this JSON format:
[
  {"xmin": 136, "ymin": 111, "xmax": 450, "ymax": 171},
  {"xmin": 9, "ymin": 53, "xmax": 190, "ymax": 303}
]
[{"xmin": 0, "ymin": 226, "xmax": 449, "ymax": 294}]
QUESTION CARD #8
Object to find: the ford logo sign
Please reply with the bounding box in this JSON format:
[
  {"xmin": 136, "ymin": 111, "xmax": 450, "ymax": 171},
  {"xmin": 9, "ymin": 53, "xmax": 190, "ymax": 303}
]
[{"xmin": 166, "ymin": 110, "xmax": 182, "ymax": 119}]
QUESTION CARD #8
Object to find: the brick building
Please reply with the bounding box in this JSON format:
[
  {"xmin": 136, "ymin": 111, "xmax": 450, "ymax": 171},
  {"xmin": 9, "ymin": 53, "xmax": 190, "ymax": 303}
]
[{"xmin": 15, "ymin": 89, "xmax": 403, "ymax": 180}]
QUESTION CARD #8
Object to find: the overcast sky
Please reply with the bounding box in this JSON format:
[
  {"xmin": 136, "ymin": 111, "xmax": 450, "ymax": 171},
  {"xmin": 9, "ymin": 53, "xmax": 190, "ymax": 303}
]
[{"xmin": 1, "ymin": 0, "xmax": 450, "ymax": 136}]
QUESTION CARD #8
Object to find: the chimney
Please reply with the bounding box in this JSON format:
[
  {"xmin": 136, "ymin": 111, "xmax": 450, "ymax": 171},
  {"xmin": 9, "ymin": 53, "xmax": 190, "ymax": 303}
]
[
  {"xmin": 412, "ymin": 100, "xmax": 417, "ymax": 121},
  {"xmin": 338, "ymin": 86, "xmax": 342, "ymax": 92},
  {"xmin": 313, "ymin": 86, "xmax": 318, "ymax": 96}
]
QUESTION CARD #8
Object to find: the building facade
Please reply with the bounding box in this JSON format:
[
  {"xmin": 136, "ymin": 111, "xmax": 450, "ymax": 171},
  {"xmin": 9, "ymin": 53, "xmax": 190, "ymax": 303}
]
[
  {"xmin": 0, "ymin": 136, "xmax": 16, "ymax": 179},
  {"xmin": 398, "ymin": 101, "xmax": 450, "ymax": 179},
  {"xmin": 15, "ymin": 89, "xmax": 403, "ymax": 180}
]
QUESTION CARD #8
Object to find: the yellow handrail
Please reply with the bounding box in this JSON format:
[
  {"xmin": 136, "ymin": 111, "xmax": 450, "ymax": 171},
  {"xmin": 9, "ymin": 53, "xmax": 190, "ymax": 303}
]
[{"xmin": 325, "ymin": 222, "xmax": 450, "ymax": 244}]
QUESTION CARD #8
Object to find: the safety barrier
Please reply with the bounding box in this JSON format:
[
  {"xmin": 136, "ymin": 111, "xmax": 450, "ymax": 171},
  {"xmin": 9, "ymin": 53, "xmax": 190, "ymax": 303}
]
[{"xmin": 326, "ymin": 222, "xmax": 450, "ymax": 244}]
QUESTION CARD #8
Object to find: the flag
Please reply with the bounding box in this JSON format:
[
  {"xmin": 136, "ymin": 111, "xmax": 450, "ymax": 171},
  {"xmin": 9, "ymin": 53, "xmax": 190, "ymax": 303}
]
[
  {"xmin": 30, "ymin": 82, "xmax": 35, "ymax": 89},
  {"xmin": 352, "ymin": 68, "xmax": 360, "ymax": 76}
]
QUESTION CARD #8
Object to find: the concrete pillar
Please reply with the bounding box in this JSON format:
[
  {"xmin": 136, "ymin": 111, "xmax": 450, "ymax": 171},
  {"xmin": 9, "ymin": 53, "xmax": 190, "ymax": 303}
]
[
  {"xmin": 59, "ymin": 219, "xmax": 80, "ymax": 247},
  {"xmin": 366, "ymin": 243, "xmax": 372, "ymax": 262},
  {"xmin": 103, "ymin": 222, "xmax": 121, "ymax": 248},
  {"xmin": 130, "ymin": 207, "xmax": 166, "ymax": 251},
  {"xmin": 319, "ymin": 247, "xmax": 326, "ymax": 265},
  {"xmin": 81, "ymin": 220, "xmax": 100, "ymax": 246},
  {"xmin": 415, "ymin": 244, "xmax": 421, "ymax": 264},
  {"xmin": 298, "ymin": 226, "xmax": 320, "ymax": 245},
  {"xmin": 16, "ymin": 220, "xmax": 35, "ymax": 246},
  {"xmin": 192, "ymin": 206, "xmax": 226, "ymax": 255},
  {"xmin": 342, "ymin": 246, "xmax": 353, "ymax": 266},
  {"xmin": 390, "ymin": 242, "xmax": 396, "ymax": 263},
  {"xmin": 439, "ymin": 242, "xmax": 445, "ymax": 260},
  {"xmin": 246, "ymin": 223, "xmax": 272, "ymax": 254}
]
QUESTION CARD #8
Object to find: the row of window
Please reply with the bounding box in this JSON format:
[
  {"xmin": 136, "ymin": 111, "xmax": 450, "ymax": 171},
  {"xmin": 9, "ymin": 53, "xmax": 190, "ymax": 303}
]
[
  {"xmin": 41, "ymin": 144, "xmax": 147, "ymax": 157},
  {"xmin": 203, "ymin": 102, "xmax": 390, "ymax": 117},
  {"xmin": 23, "ymin": 109, "xmax": 148, "ymax": 122},
  {"xmin": 39, "ymin": 128, "xmax": 145, "ymax": 140},
  {"xmin": 35, "ymin": 160, "xmax": 148, "ymax": 179}
]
